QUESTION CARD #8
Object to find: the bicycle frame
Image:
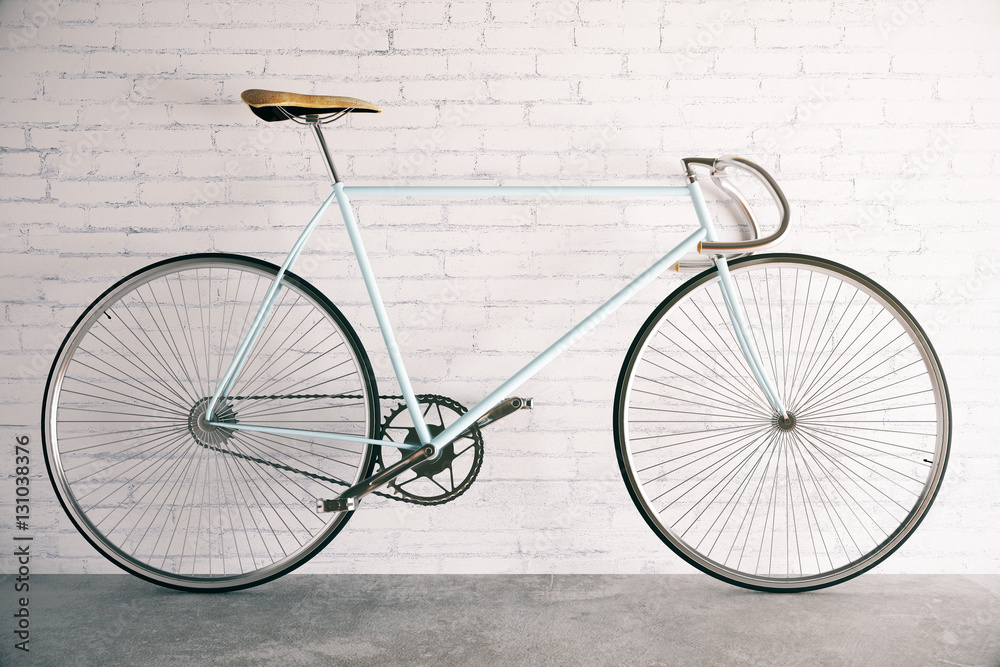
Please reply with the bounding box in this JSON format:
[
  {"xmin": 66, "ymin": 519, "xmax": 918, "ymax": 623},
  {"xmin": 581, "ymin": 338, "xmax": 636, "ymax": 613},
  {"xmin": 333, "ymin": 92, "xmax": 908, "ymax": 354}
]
[{"xmin": 206, "ymin": 167, "xmax": 788, "ymax": 455}]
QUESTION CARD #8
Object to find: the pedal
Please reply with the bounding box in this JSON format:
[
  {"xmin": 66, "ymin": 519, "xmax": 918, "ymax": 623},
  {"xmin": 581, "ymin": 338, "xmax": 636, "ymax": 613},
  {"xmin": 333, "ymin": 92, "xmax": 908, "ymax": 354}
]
[
  {"xmin": 474, "ymin": 396, "xmax": 532, "ymax": 430},
  {"xmin": 317, "ymin": 496, "xmax": 358, "ymax": 513},
  {"xmin": 317, "ymin": 444, "xmax": 435, "ymax": 512}
]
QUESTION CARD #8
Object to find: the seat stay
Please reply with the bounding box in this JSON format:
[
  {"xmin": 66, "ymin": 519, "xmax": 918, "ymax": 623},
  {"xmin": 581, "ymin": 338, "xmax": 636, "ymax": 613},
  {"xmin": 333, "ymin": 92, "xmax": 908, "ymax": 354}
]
[{"xmin": 205, "ymin": 188, "xmax": 339, "ymax": 422}]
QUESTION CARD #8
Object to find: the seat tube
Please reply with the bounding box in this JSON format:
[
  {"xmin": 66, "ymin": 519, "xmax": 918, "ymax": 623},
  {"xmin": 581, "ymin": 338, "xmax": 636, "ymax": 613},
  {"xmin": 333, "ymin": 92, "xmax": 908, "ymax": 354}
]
[{"xmin": 333, "ymin": 183, "xmax": 433, "ymax": 446}]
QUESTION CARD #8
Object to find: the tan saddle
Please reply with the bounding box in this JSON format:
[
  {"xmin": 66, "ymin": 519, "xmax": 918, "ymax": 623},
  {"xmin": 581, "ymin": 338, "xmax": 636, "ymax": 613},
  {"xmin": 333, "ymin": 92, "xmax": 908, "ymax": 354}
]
[{"xmin": 241, "ymin": 89, "xmax": 381, "ymax": 122}]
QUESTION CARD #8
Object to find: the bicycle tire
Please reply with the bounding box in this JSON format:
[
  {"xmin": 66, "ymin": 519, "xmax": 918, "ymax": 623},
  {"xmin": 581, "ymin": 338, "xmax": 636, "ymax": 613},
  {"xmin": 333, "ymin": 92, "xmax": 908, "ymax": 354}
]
[
  {"xmin": 614, "ymin": 253, "xmax": 950, "ymax": 592},
  {"xmin": 42, "ymin": 253, "xmax": 380, "ymax": 592}
]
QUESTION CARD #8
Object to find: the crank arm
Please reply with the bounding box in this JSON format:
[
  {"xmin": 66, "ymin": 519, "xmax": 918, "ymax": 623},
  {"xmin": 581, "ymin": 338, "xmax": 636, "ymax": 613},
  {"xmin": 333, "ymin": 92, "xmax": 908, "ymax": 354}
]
[
  {"xmin": 317, "ymin": 444, "xmax": 434, "ymax": 513},
  {"xmin": 318, "ymin": 397, "xmax": 531, "ymax": 512},
  {"xmin": 471, "ymin": 396, "xmax": 532, "ymax": 431}
]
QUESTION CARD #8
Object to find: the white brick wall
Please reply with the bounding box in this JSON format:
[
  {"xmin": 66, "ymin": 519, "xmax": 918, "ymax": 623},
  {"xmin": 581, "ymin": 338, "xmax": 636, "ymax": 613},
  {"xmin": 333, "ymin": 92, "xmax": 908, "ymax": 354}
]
[{"xmin": 2, "ymin": 0, "xmax": 998, "ymax": 577}]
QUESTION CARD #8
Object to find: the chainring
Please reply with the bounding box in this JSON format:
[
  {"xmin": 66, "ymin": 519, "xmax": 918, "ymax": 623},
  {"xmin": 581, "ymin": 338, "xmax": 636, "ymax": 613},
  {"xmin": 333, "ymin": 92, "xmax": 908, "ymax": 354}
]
[{"xmin": 376, "ymin": 394, "xmax": 484, "ymax": 505}]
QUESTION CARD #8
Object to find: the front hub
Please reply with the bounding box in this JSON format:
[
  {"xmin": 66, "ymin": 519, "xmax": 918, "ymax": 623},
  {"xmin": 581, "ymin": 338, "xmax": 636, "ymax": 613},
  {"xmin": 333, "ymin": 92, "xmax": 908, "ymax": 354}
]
[{"xmin": 774, "ymin": 412, "xmax": 797, "ymax": 432}]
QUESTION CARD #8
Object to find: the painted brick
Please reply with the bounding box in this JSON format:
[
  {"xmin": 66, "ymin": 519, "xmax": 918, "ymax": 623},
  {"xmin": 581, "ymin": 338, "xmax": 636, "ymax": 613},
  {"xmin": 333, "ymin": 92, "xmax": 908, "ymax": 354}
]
[
  {"xmin": 579, "ymin": 78, "xmax": 668, "ymax": 101},
  {"xmin": 483, "ymin": 127, "xmax": 572, "ymax": 151},
  {"xmin": 892, "ymin": 52, "xmax": 979, "ymax": 75},
  {"xmin": 756, "ymin": 24, "xmax": 842, "ymax": 48},
  {"xmin": 488, "ymin": 78, "xmax": 573, "ymax": 102},
  {"xmin": 485, "ymin": 26, "xmax": 574, "ymax": 50},
  {"xmin": 1, "ymin": 152, "xmax": 41, "ymax": 175},
  {"xmin": 402, "ymin": 79, "xmax": 486, "ymax": 101},
  {"xmin": 57, "ymin": 1, "xmax": 98, "ymax": 22},
  {"xmin": 395, "ymin": 28, "xmax": 482, "ymax": 50},
  {"xmin": 0, "ymin": 100, "xmax": 59, "ymax": 123},
  {"xmin": 490, "ymin": 2, "xmax": 536, "ymax": 23},
  {"xmin": 0, "ymin": 128, "xmax": 27, "ymax": 149},
  {"xmin": 449, "ymin": 2, "xmax": 489, "ymax": 24},
  {"xmin": 316, "ymin": 3, "xmax": 359, "ymax": 24},
  {"xmin": 751, "ymin": 0, "xmax": 832, "ymax": 21},
  {"xmin": 799, "ymin": 101, "xmax": 886, "ymax": 125},
  {"xmin": 518, "ymin": 153, "xmax": 561, "ymax": 175},
  {"xmin": 58, "ymin": 26, "xmax": 118, "ymax": 48},
  {"xmin": 937, "ymin": 77, "xmax": 1000, "ymax": 100},
  {"xmin": 475, "ymin": 153, "xmax": 519, "ymax": 176},
  {"xmin": 528, "ymin": 103, "xmax": 617, "ymax": 126},
  {"xmin": 447, "ymin": 53, "xmax": 535, "ymax": 76},
  {"xmin": 86, "ymin": 52, "xmax": 180, "ymax": 76},
  {"xmin": 659, "ymin": 25, "xmax": 755, "ymax": 51},
  {"xmin": 682, "ymin": 102, "xmax": 797, "ymax": 126},
  {"xmin": 885, "ymin": 102, "xmax": 972, "ymax": 125},
  {"xmin": 50, "ymin": 179, "xmax": 135, "ymax": 204},
  {"xmin": 262, "ymin": 54, "xmax": 359, "ymax": 78},
  {"xmin": 579, "ymin": 1, "xmax": 663, "ymax": 23},
  {"xmin": 847, "ymin": 78, "xmax": 933, "ymax": 100},
  {"xmin": 210, "ymin": 27, "xmax": 386, "ymax": 52},
  {"xmin": 358, "ymin": 54, "xmax": 447, "ymax": 78},
  {"xmin": 0, "ymin": 74, "xmax": 39, "ymax": 99},
  {"xmin": 401, "ymin": 2, "xmax": 448, "ymax": 24},
  {"xmin": 0, "ymin": 177, "xmax": 45, "ymax": 205},
  {"xmin": 715, "ymin": 51, "xmax": 802, "ymax": 75},
  {"xmin": 577, "ymin": 25, "xmax": 660, "ymax": 50},
  {"xmin": 803, "ymin": 52, "xmax": 892, "ymax": 74},
  {"xmin": 537, "ymin": 53, "xmax": 624, "ymax": 77},
  {"xmin": 667, "ymin": 78, "xmax": 761, "ymax": 99},
  {"xmin": 627, "ymin": 53, "xmax": 711, "ymax": 76},
  {"xmin": 139, "ymin": 2, "xmax": 188, "ymax": 23},
  {"xmin": 116, "ymin": 26, "xmax": 208, "ymax": 50},
  {"xmin": 179, "ymin": 53, "xmax": 266, "ymax": 75}
]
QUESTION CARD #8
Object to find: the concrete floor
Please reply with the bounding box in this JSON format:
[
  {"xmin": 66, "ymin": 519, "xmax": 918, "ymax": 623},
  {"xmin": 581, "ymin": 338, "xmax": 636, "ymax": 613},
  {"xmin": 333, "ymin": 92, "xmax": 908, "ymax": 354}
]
[{"xmin": 1, "ymin": 574, "xmax": 997, "ymax": 666}]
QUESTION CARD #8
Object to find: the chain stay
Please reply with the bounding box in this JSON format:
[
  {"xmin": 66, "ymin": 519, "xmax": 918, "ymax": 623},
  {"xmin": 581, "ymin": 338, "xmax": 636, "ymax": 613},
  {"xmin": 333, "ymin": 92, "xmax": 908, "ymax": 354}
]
[{"xmin": 207, "ymin": 392, "xmax": 466, "ymax": 505}]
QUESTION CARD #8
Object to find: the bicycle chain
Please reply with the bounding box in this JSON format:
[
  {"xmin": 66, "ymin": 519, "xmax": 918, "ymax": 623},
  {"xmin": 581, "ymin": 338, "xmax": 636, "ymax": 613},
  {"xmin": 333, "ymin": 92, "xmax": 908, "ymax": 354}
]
[{"xmin": 202, "ymin": 393, "xmax": 477, "ymax": 505}]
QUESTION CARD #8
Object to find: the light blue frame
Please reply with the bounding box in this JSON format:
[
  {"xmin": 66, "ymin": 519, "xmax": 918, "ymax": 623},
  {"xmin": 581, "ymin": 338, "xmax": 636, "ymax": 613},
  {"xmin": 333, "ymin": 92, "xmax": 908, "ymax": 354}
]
[{"xmin": 208, "ymin": 180, "xmax": 786, "ymax": 454}]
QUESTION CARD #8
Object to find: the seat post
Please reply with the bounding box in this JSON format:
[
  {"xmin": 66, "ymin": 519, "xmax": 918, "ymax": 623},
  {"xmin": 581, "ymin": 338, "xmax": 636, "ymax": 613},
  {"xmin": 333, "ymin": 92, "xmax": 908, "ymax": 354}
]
[{"xmin": 307, "ymin": 116, "xmax": 341, "ymax": 184}]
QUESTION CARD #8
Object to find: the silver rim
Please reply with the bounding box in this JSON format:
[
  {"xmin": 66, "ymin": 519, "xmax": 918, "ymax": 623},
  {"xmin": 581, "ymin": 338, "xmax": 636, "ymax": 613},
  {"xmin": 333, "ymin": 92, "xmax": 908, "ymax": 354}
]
[
  {"xmin": 44, "ymin": 256, "xmax": 375, "ymax": 590},
  {"xmin": 618, "ymin": 256, "xmax": 949, "ymax": 590}
]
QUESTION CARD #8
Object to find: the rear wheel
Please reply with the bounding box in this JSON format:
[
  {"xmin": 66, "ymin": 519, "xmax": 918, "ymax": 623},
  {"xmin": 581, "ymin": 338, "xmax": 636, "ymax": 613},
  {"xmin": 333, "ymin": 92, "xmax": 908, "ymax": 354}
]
[
  {"xmin": 614, "ymin": 254, "xmax": 950, "ymax": 591},
  {"xmin": 43, "ymin": 254, "xmax": 380, "ymax": 591}
]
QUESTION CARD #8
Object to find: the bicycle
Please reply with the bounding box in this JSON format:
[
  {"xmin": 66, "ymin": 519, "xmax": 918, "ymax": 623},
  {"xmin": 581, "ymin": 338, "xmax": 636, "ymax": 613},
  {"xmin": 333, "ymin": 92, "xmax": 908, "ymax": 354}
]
[{"xmin": 42, "ymin": 89, "xmax": 951, "ymax": 593}]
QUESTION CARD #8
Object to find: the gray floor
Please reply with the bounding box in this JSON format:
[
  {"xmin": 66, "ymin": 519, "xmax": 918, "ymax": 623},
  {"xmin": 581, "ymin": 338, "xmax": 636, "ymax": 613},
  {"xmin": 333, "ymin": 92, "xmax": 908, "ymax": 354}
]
[{"xmin": 1, "ymin": 574, "xmax": 998, "ymax": 666}]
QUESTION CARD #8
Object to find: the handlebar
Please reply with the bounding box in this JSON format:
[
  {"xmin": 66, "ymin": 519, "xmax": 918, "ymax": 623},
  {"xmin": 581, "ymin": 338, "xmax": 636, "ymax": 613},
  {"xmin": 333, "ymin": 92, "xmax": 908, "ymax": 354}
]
[{"xmin": 680, "ymin": 156, "xmax": 791, "ymax": 258}]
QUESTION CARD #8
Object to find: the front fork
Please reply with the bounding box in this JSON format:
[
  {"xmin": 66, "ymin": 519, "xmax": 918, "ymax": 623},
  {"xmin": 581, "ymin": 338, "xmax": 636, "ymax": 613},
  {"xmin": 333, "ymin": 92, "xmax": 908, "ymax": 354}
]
[
  {"xmin": 687, "ymin": 177, "xmax": 787, "ymax": 418},
  {"xmin": 713, "ymin": 255, "xmax": 788, "ymax": 418}
]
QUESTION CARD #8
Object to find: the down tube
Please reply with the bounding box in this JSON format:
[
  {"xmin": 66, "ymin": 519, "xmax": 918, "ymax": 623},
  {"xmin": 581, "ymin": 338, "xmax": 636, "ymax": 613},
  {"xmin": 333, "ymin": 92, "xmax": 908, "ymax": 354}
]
[{"xmin": 430, "ymin": 227, "xmax": 708, "ymax": 450}]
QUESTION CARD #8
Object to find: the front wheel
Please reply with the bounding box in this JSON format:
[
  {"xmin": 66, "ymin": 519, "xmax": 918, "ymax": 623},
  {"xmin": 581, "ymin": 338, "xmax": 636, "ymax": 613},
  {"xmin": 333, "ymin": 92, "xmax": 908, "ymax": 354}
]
[
  {"xmin": 42, "ymin": 254, "xmax": 380, "ymax": 592},
  {"xmin": 614, "ymin": 254, "xmax": 950, "ymax": 592}
]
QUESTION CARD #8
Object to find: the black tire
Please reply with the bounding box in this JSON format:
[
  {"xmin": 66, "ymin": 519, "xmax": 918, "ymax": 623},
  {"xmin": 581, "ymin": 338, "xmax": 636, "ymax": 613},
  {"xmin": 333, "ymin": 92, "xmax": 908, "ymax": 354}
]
[
  {"xmin": 42, "ymin": 254, "xmax": 380, "ymax": 592},
  {"xmin": 614, "ymin": 254, "xmax": 951, "ymax": 592}
]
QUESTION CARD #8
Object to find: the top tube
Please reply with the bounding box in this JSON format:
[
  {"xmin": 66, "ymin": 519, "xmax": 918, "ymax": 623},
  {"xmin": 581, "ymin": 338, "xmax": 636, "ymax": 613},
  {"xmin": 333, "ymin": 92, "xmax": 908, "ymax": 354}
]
[{"xmin": 341, "ymin": 185, "xmax": 692, "ymax": 198}]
